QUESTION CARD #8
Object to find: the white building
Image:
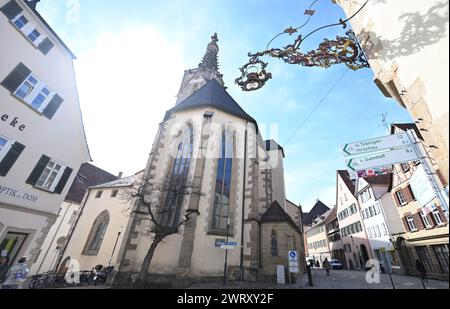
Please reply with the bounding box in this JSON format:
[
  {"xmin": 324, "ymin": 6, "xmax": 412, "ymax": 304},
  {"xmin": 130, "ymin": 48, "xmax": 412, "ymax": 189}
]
[
  {"xmin": 0, "ymin": 0, "xmax": 90, "ymax": 275},
  {"xmin": 336, "ymin": 170, "xmax": 373, "ymax": 270},
  {"xmin": 355, "ymin": 175, "xmax": 405, "ymax": 274},
  {"xmin": 29, "ymin": 163, "xmax": 118, "ymax": 275}
]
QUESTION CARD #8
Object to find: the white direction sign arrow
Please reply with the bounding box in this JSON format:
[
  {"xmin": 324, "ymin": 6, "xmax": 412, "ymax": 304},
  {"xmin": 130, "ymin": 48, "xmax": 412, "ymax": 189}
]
[
  {"xmin": 343, "ymin": 133, "xmax": 411, "ymax": 156},
  {"xmin": 346, "ymin": 146, "xmax": 418, "ymax": 172}
]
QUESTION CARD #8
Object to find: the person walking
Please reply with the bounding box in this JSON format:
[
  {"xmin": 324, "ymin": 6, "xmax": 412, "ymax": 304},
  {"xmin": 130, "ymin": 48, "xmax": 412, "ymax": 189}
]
[
  {"xmin": 0, "ymin": 256, "xmax": 9, "ymax": 284},
  {"xmin": 415, "ymin": 259, "xmax": 428, "ymax": 283},
  {"xmin": 1, "ymin": 257, "xmax": 29, "ymax": 289},
  {"xmin": 323, "ymin": 258, "xmax": 331, "ymax": 276}
]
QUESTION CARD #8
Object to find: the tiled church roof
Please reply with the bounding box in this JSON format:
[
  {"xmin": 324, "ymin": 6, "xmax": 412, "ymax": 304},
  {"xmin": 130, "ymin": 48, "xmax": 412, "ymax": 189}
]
[
  {"xmin": 164, "ymin": 79, "xmax": 257, "ymax": 125},
  {"xmin": 261, "ymin": 201, "xmax": 301, "ymax": 233}
]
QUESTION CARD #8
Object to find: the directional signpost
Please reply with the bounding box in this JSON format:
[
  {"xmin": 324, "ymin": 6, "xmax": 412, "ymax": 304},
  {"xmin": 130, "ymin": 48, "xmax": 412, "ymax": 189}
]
[
  {"xmin": 343, "ymin": 132, "xmax": 419, "ymax": 180},
  {"xmin": 346, "ymin": 146, "xmax": 418, "ymax": 172},
  {"xmin": 343, "ymin": 133, "xmax": 411, "ymax": 156},
  {"xmin": 343, "ymin": 129, "xmax": 448, "ymax": 214}
]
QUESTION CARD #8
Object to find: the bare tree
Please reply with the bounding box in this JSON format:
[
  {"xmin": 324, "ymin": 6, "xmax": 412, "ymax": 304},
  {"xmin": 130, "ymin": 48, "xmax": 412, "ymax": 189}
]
[{"xmin": 126, "ymin": 173, "xmax": 201, "ymax": 284}]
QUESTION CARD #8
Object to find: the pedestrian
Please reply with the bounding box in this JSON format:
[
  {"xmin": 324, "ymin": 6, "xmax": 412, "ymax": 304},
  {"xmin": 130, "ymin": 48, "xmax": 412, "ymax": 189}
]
[
  {"xmin": 415, "ymin": 259, "xmax": 428, "ymax": 283},
  {"xmin": 323, "ymin": 258, "xmax": 331, "ymax": 276},
  {"xmin": 0, "ymin": 256, "xmax": 9, "ymax": 283},
  {"xmin": 1, "ymin": 257, "xmax": 29, "ymax": 289},
  {"xmin": 309, "ymin": 260, "xmax": 315, "ymax": 269}
]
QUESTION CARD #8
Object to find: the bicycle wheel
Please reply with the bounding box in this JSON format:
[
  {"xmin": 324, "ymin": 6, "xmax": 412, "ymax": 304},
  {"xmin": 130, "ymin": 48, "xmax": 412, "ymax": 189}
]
[{"xmin": 28, "ymin": 277, "xmax": 39, "ymax": 289}]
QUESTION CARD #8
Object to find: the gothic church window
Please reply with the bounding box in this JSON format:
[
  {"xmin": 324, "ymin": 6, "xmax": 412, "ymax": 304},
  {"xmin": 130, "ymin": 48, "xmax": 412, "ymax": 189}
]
[
  {"xmin": 212, "ymin": 130, "xmax": 234, "ymax": 232},
  {"xmin": 160, "ymin": 125, "xmax": 193, "ymax": 228},
  {"xmin": 83, "ymin": 210, "xmax": 110, "ymax": 255},
  {"xmin": 271, "ymin": 230, "xmax": 278, "ymax": 257}
]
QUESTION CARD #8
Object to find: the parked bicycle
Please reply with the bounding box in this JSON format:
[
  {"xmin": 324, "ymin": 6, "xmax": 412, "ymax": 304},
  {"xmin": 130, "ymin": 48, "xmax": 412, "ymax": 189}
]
[{"xmin": 28, "ymin": 266, "xmax": 114, "ymax": 289}]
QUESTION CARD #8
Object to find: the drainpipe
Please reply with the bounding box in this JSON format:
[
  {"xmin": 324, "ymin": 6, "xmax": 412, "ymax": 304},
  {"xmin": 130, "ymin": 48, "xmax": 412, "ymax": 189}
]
[
  {"xmin": 55, "ymin": 189, "xmax": 91, "ymax": 271},
  {"xmin": 240, "ymin": 122, "xmax": 248, "ymax": 281}
]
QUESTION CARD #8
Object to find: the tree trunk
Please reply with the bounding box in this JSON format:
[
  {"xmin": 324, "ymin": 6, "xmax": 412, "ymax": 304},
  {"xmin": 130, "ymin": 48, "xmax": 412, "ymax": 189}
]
[{"xmin": 139, "ymin": 238, "xmax": 161, "ymax": 283}]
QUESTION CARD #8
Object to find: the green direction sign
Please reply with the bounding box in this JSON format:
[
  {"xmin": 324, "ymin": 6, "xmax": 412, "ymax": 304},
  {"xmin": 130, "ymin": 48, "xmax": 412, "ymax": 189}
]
[
  {"xmin": 346, "ymin": 146, "xmax": 419, "ymax": 171},
  {"xmin": 343, "ymin": 133, "xmax": 411, "ymax": 156}
]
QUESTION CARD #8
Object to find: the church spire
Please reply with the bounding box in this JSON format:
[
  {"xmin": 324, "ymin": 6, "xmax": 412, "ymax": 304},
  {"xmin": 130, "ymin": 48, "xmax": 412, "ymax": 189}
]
[
  {"xmin": 175, "ymin": 33, "xmax": 225, "ymax": 105},
  {"xmin": 199, "ymin": 33, "xmax": 220, "ymax": 73}
]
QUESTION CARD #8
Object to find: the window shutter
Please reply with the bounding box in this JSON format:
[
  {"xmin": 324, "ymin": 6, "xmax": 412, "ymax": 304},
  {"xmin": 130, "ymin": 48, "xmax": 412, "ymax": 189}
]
[
  {"xmin": 403, "ymin": 187, "xmax": 412, "ymax": 203},
  {"xmin": 42, "ymin": 94, "xmax": 63, "ymax": 119},
  {"xmin": 402, "ymin": 217, "xmax": 410, "ymax": 232},
  {"xmin": 437, "ymin": 206, "xmax": 448, "ymax": 224},
  {"xmin": 0, "ymin": 141, "xmax": 25, "ymax": 176},
  {"xmin": 37, "ymin": 38, "xmax": 54, "ymax": 55},
  {"xmin": 414, "ymin": 212, "xmax": 424, "ymax": 230},
  {"xmin": 26, "ymin": 155, "xmax": 51, "ymax": 186},
  {"xmin": 0, "ymin": 1, "xmax": 22, "ymax": 20},
  {"xmin": 54, "ymin": 167, "xmax": 73, "ymax": 194},
  {"xmin": 393, "ymin": 191, "xmax": 401, "ymax": 207},
  {"xmin": 406, "ymin": 185, "xmax": 416, "ymax": 201},
  {"xmin": 1, "ymin": 63, "xmax": 31, "ymax": 93},
  {"xmin": 427, "ymin": 212, "xmax": 436, "ymax": 227},
  {"xmin": 436, "ymin": 169, "xmax": 448, "ymax": 187}
]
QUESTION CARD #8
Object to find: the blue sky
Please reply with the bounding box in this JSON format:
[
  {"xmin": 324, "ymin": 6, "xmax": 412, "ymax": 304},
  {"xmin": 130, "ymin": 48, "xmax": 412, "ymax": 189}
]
[{"xmin": 38, "ymin": 0, "xmax": 413, "ymax": 211}]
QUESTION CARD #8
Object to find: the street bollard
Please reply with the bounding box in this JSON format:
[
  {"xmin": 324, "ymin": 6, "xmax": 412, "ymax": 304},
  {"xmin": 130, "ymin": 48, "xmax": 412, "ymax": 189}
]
[{"xmin": 307, "ymin": 265, "xmax": 313, "ymax": 287}]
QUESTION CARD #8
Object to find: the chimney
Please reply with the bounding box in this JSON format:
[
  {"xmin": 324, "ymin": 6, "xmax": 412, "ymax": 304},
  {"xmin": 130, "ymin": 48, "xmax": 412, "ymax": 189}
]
[{"xmin": 118, "ymin": 172, "xmax": 123, "ymax": 179}]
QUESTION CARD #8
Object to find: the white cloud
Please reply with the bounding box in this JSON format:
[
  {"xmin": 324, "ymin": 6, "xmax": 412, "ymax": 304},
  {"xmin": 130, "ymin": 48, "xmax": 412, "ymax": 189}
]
[{"xmin": 74, "ymin": 24, "xmax": 186, "ymax": 176}]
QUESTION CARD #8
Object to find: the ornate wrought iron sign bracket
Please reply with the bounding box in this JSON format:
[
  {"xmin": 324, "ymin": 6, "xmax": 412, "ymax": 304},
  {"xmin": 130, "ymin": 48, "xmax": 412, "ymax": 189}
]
[{"xmin": 235, "ymin": 1, "xmax": 371, "ymax": 92}]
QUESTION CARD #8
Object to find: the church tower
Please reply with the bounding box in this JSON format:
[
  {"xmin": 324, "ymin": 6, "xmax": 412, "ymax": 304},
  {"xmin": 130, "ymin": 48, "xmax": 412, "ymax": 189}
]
[{"xmin": 175, "ymin": 33, "xmax": 225, "ymax": 105}]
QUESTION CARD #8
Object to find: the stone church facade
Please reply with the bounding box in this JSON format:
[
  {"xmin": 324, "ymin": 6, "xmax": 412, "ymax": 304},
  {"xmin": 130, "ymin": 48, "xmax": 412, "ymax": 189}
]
[{"xmin": 111, "ymin": 34, "xmax": 304, "ymax": 285}]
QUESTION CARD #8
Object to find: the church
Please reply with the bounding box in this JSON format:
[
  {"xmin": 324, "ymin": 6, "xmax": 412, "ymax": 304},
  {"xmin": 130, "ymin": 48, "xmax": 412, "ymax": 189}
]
[{"xmin": 62, "ymin": 34, "xmax": 305, "ymax": 286}]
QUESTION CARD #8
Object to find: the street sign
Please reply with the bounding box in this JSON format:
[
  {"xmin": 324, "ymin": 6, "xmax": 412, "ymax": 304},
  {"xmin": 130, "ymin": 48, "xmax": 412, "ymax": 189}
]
[
  {"xmin": 289, "ymin": 261, "xmax": 299, "ymax": 267},
  {"xmin": 409, "ymin": 165, "xmax": 436, "ymax": 207},
  {"xmin": 346, "ymin": 146, "xmax": 418, "ymax": 172},
  {"xmin": 215, "ymin": 239, "xmax": 226, "ymax": 248},
  {"xmin": 289, "ymin": 267, "xmax": 299, "ymax": 273},
  {"xmin": 288, "ymin": 251, "xmax": 298, "ymax": 261},
  {"xmin": 220, "ymin": 245, "xmax": 236, "ymax": 250},
  {"xmin": 343, "ymin": 133, "xmax": 411, "ymax": 156}
]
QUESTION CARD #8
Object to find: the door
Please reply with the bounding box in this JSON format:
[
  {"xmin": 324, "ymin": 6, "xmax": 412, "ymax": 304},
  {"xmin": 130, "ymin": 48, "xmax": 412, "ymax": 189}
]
[{"xmin": 0, "ymin": 232, "xmax": 28, "ymax": 266}]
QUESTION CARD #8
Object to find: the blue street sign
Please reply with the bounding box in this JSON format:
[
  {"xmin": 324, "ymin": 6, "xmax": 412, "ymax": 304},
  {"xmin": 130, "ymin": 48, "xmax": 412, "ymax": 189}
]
[{"xmin": 289, "ymin": 251, "xmax": 298, "ymax": 261}]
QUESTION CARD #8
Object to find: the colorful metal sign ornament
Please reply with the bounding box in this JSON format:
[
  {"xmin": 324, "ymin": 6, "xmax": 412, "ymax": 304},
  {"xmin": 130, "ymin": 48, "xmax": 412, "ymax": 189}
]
[{"xmin": 236, "ymin": 0, "xmax": 370, "ymax": 92}]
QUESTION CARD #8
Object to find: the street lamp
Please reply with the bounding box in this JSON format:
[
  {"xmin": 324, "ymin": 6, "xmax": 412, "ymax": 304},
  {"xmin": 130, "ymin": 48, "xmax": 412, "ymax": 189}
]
[
  {"xmin": 108, "ymin": 231, "xmax": 122, "ymax": 267},
  {"xmin": 223, "ymin": 218, "xmax": 231, "ymax": 286}
]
